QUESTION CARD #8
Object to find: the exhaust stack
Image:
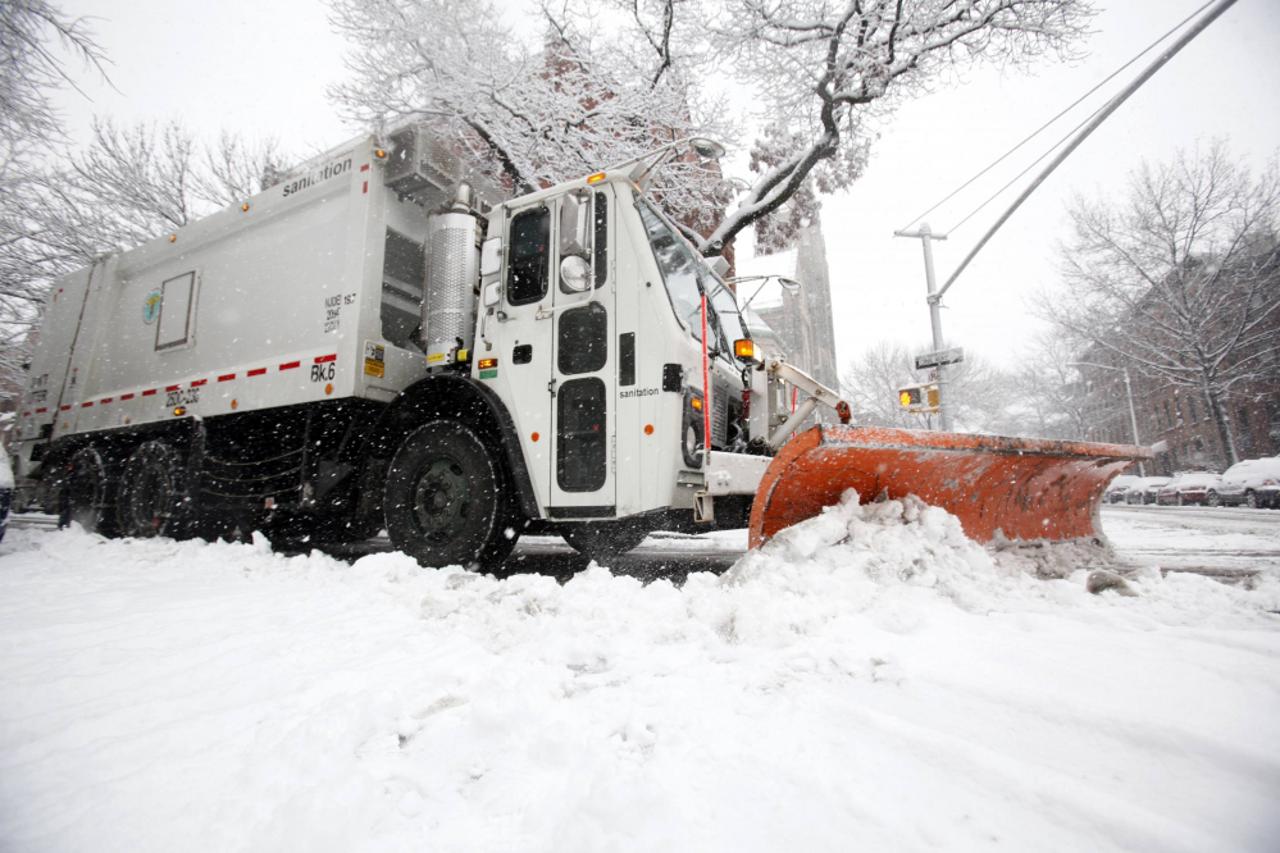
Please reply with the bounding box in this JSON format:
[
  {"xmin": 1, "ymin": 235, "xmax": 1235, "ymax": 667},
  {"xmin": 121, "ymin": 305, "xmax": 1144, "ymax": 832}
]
[{"xmin": 421, "ymin": 183, "xmax": 480, "ymax": 366}]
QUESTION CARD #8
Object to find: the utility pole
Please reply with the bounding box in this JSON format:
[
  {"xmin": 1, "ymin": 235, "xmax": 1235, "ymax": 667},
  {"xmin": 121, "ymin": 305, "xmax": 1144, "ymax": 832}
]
[
  {"xmin": 1069, "ymin": 361, "xmax": 1145, "ymax": 476},
  {"xmin": 893, "ymin": 224, "xmax": 952, "ymax": 431}
]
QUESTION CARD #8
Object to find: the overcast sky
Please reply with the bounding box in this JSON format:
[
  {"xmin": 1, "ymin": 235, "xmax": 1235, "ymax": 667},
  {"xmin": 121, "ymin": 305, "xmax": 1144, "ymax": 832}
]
[{"xmin": 53, "ymin": 0, "xmax": 1280, "ymax": 372}]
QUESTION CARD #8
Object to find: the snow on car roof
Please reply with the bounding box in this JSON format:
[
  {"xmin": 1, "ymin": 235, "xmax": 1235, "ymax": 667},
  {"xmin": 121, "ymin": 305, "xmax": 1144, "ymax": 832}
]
[{"xmin": 1223, "ymin": 458, "xmax": 1280, "ymax": 480}]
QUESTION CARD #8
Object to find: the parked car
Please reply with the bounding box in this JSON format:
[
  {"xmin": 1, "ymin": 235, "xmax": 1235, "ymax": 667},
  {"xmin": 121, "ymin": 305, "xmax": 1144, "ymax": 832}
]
[
  {"xmin": 1105, "ymin": 475, "xmax": 1141, "ymax": 504},
  {"xmin": 0, "ymin": 452, "xmax": 12, "ymax": 542},
  {"xmin": 1156, "ymin": 471, "xmax": 1223, "ymax": 506},
  {"xmin": 1213, "ymin": 458, "xmax": 1280, "ymax": 508},
  {"xmin": 1124, "ymin": 476, "xmax": 1171, "ymax": 505}
]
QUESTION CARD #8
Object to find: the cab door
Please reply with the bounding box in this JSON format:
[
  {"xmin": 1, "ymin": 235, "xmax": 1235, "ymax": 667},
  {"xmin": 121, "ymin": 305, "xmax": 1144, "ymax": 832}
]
[
  {"xmin": 547, "ymin": 188, "xmax": 616, "ymax": 517},
  {"xmin": 491, "ymin": 201, "xmax": 557, "ymax": 511}
]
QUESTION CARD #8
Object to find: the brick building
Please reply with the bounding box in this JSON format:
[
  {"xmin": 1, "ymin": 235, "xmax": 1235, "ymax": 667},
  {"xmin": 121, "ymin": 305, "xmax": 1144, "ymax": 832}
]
[{"xmin": 1076, "ymin": 247, "xmax": 1280, "ymax": 473}]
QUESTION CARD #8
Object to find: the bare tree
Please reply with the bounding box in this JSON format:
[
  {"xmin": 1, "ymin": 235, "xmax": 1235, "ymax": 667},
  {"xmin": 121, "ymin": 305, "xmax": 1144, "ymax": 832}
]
[
  {"xmin": 0, "ymin": 1, "xmax": 108, "ymax": 402},
  {"xmin": 1011, "ymin": 331, "xmax": 1090, "ymax": 439},
  {"xmin": 702, "ymin": 0, "xmax": 1092, "ymax": 253},
  {"xmin": 31, "ymin": 119, "xmax": 287, "ymax": 262},
  {"xmin": 842, "ymin": 340, "xmax": 1029, "ymax": 434},
  {"xmin": 1042, "ymin": 142, "xmax": 1280, "ymax": 465},
  {"xmin": 327, "ymin": 0, "xmax": 733, "ymax": 234},
  {"xmin": 1, "ymin": 0, "xmax": 108, "ymax": 175},
  {"xmin": 327, "ymin": 0, "xmax": 1093, "ymax": 253}
]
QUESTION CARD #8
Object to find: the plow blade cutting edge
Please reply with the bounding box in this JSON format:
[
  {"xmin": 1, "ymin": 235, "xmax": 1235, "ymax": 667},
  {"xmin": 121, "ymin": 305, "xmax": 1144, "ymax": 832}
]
[{"xmin": 748, "ymin": 426, "xmax": 1152, "ymax": 548}]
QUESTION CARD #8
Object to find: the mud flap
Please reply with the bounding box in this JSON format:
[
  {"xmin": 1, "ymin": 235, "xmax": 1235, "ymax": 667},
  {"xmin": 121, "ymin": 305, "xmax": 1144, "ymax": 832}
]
[{"xmin": 748, "ymin": 426, "xmax": 1151, "ymax": 547}]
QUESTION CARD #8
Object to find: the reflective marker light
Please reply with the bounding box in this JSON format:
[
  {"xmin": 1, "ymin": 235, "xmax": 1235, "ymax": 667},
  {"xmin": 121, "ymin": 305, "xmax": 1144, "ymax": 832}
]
[
  {"xmin": 734, "ymin": 338, "xmax": 755, "ymax": 360},
  {"xmin": 478, "ymin": 358, "xmax": 498, "ymax": 370},
  {"xmin": 586, "ymin": 172, "xmax": 607, "ymax": 185},
  {"xmin": 374, "ymin": 148, "xmax": 388, "ymax": 159},
  {"xmin": 690, "ymin": 397, "xmax": 703, "ymax": 412},
  {"xmin": 172, "ymin": 406, "xmax": 186, "ymax": 417},
  {"xmin": 899, "ymin": 390, "xmax": 912, "ymax": 407}
]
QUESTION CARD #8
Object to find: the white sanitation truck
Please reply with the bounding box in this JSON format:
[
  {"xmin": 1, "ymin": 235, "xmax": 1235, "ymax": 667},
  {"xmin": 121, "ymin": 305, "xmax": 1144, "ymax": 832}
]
[
  {"xmin": 10, "ymin": 127, "xmax": 1140, "ymax": 569},
  {"xmin": 9, "ymin": 129, "xmax": 848, "ymax": 567}
]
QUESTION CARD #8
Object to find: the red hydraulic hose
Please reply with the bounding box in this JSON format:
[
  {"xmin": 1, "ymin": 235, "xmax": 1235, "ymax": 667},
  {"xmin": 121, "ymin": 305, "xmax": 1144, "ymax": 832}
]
[{"xmin": 700, "ymin": 293, "xmax": 711, "ymax": 462}]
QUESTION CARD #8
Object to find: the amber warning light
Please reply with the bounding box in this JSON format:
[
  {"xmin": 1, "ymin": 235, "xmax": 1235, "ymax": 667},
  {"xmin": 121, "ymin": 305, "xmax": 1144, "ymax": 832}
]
[{"xmin": 733, "ymin": 338, "xmax": 756, "ymax": 361}]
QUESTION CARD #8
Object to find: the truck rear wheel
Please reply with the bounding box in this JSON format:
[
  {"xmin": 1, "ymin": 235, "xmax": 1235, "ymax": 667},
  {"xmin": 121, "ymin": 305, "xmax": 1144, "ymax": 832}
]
[
  {"xmin": 562, "ymin": 521, "xmax": 650, "ymax": 561},
  {"xmin": 65, "ymin": 445, "xmax": 119, "ymax": 536},
  {"xmin": 116, "ymin": 440, "xmax": 194, "ymax": 539},
  {"xmin": 384, "ymin": 420, "xmax": 517, "ymax": 571}
]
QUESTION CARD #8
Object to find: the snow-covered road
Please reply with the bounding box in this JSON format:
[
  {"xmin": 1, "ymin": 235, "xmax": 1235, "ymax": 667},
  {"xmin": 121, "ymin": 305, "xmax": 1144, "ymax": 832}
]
[{"xmin": 2, "ymin": 499, "xmax": 1278, "ymax": 852}]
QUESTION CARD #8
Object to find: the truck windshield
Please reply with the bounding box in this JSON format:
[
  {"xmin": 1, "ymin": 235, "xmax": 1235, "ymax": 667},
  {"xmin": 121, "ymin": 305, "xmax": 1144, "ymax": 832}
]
[
  {"xmin": 635, "ymin": 198, "xmax": 704, "ymax": 342},
  {"xmin": 634, "ymin": 197, "xmax": 748, "ymax": 360},
  {"xmin": 709, "ymin": 284, "xmax": 746, "ymax": 351}
]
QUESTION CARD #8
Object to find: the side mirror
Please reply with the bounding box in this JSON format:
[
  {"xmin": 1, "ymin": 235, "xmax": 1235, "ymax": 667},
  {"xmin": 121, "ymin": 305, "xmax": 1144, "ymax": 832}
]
[
  {"xmin": 559, "ymin": 190, "xmax": 591, "ymax": 258},
  {"xmin": 480, "ymin": 237, "xmax": 503, "ymax": 277},
  {"xmin": 560, "ymin": 255, "xmax": 592, "ymax": 293},
  {"xmin": 482, "ymin": 281, "xmax": 501, "ymax": 307}
]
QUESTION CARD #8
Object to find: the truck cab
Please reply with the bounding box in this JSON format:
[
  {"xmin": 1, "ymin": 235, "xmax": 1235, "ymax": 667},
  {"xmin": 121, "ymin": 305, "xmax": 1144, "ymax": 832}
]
[{"xmin": 473, "ymin": 174, "xmax": 764, "ymax": 540}]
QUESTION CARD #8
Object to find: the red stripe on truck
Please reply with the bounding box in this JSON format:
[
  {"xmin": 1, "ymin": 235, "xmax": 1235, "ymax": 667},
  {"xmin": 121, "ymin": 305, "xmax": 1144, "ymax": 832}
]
[
  {"xmin": 247, "ymin": 368, "xmax": 267, "ymax": 377},
  {"xmin": 100, "ymin": 397, "xmax": 113, "ymax": 405},
  {"xmin": 142, "ymin": 389, "xmax": 158, "ymax": 397},
  {"xmin": 35, "ymin": 407, "xmax": 47, "ymax": 413},
  {"xmin": 218, "ymin": 373, "xmax": 235, "ymax": 382},
  {"xmin": 59, "ymin": 405, "xmax": 71, "ymax": 412},
  {"xmin": 121, "ymin": 393, "xmax": 134, "ymax": 400},
  {"xmin": 191, "ymin": 379, "xmax": 207, "ymax": 387},
  {"xmin": 314, "ymin": 354, "xmax": 337, "ymax": 364},
  {"xmin": 279, "ymin": 361, "xmax": 300, "ymax": 371},
  {"xmin": 165, "ymin": 384, "xmax": 180, "ymax": 392},
  {"xmin": 81, "ymin": 401, "xmax": 93, "ymax": 408}
]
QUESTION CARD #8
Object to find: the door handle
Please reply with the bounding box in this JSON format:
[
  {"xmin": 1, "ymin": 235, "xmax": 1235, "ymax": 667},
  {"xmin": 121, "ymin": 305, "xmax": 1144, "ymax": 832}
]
[{"xmin": 548, "ymin": 378, "xmax": 558, "ymax": 397}]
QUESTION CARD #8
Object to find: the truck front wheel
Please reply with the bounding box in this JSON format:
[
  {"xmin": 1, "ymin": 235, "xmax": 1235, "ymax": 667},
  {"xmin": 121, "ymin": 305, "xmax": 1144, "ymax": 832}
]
[{"xmin": 384, "ymin": 421, "xmax": 517, "ymax": 571}]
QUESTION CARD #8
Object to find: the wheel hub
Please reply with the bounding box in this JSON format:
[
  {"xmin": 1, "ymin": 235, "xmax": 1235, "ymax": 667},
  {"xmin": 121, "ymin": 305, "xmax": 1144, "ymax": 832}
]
[{"xmin": 411, "ymin": 457, "xmax": 472, "ymax": 538}]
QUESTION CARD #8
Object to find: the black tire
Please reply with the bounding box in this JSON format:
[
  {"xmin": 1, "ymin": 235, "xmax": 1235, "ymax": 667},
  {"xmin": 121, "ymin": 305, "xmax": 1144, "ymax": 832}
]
[
  {"xmin": 1206, "ymin": 490, "xmax": 1221, "ymax": 507},
  {"xmin": 1245, "ymin": 490, "xmax": 1258, "ymax": 509},
  {"xmin": 562, "ymin": 520, "xmax": 651, "ymax": 561},
  {"xmin": 384, "ymin": 420, "xmax": 518, "ymax": 571},
  {"xmin": 65, "ymin": 445, "xmax": 119, "ymax": 536},
  {"xmin": 116, "ymin": 440, "xmax": 198, "ymax": 539}
]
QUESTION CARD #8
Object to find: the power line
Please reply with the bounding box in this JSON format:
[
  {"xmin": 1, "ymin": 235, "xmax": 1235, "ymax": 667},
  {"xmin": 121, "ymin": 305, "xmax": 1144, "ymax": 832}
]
[
  {"xmin": 896, "ymin": 0, "xmax": 1216, "ymax": 234},
  {"xmin": 945, "ymin": 100, "xmax": 1106, "ymax": 233}
]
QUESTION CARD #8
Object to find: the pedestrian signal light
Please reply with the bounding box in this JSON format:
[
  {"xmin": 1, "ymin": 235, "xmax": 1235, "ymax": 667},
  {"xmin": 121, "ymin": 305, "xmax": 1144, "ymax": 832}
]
[{"xmin": 897, "ymin": 383, "xmax": 939, "ymax": 413}]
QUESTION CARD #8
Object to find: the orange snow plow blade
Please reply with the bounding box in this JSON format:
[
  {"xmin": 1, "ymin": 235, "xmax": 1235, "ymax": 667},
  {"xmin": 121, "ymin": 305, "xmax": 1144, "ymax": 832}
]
[{"xmin": 748, "ymin": 426, "xmax": 1151, "ymax": 547}]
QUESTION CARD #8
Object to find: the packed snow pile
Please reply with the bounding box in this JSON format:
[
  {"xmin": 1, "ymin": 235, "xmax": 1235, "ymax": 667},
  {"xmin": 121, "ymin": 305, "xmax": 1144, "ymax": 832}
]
[{"xmin": 2, "ymin": 500, "xmax": 1279, "ymax": 852}]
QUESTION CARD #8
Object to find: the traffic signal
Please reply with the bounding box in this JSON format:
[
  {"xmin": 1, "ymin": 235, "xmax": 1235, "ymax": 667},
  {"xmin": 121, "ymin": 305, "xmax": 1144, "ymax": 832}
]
[{"xmin": 897, "ymin": 383, "xmax": 940, "ymax": 413}]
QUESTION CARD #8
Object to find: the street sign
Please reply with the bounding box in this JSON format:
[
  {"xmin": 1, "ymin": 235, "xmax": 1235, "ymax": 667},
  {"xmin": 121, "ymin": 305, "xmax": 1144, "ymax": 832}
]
[{"xmin": 915, "ymin": 347, "xmax": 965, "ymax": 370}]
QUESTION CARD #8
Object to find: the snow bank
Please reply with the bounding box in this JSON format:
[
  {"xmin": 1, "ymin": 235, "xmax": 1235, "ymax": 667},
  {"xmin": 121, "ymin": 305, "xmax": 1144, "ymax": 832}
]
[{"xmin": 2, "ymin": 496, "xmax": 1278, "ymax": 852}]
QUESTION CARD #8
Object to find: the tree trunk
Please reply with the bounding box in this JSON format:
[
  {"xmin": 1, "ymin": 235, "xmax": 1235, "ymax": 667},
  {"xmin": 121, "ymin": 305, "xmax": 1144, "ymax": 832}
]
[{"xmin": 1203, "ymin": 380, "xmax": 1238, "ymax": 468}]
